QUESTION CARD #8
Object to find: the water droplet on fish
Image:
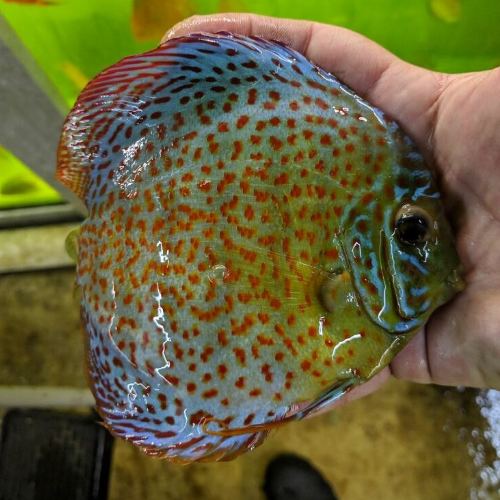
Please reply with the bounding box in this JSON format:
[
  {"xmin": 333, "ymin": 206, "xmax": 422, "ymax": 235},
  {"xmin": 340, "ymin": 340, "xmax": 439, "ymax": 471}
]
[
  {"xmin": 209, "ymin": 264, "xmax": 229, "ymax": 283},
  {"xmin": 318, "ymin": 316, "xmax": 326, "ymax": 336}
]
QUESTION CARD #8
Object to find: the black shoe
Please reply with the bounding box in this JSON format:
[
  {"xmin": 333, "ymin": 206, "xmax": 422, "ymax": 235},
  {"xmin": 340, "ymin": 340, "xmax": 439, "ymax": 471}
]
[{"xmin": 263, "ymin": 453, "xmax": 338, "ymax": 500}]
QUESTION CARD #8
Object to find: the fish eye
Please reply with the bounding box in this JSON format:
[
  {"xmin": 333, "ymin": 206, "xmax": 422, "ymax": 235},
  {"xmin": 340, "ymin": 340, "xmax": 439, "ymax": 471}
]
[{"xmin": 395, "ymin": 205, "xmax": 433, "ymax": 245}]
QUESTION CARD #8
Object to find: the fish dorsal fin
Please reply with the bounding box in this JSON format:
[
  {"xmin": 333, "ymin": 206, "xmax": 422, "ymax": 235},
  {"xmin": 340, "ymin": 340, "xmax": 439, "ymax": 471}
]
[
  {"xmin": 56, "ymin": 32, "xmax": 343, "ymax": 205},
  {"xmin": 55, "ymin": 45, "xmax": 169, "ymax": 204}
]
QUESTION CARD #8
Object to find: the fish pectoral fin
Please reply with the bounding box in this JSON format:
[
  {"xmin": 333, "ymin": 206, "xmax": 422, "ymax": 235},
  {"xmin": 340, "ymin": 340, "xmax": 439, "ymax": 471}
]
[
  {"xmin": 65, "ymin": 228, "xmax": 80, "ymax": 262},
  {"xmin": 294, "ymin": 378, "xmax": 356, "ymax": 420}
]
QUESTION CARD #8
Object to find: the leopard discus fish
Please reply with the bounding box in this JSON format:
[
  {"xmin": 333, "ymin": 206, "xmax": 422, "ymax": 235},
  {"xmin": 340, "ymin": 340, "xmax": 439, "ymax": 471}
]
[{"xmin": 57, "ymin": 32, "xmax": 463, "ymax": 463}]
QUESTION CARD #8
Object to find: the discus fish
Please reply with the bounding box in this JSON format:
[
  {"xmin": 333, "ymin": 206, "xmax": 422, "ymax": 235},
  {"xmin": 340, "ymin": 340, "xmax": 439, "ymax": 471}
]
[{"xmin": 57, "ymin": 33, "xmax": 463, "ymax": 463}]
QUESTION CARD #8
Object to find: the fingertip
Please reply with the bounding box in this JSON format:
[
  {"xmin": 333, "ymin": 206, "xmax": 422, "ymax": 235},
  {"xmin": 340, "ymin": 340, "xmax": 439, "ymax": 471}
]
[
  {"xmin": 161, "ymin": 14, "xmax": 199, "ymax": 43},
  {"xmin": 160, "ymin": 13, "xmax": 398, "ymax": 98},
  {"xmin": 390, "ymin": 330, "xmax": 433, "ymax": 384},
  {"xmin": 161, "ymin": 12, "xmax": 255, "ymax": 44}
]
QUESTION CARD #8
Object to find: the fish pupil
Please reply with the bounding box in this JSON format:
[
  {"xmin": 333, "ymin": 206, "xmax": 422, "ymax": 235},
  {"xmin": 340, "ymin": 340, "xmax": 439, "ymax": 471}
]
[{"xmin": 396, "ymin": 215, "xmax": 430, "ymax": 245}]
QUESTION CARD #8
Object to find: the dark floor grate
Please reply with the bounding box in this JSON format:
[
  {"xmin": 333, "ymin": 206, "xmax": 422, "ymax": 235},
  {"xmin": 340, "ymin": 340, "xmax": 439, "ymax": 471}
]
[{"xmin": 0, "ymin": 409, "xmax": 113, "ymax": 500}]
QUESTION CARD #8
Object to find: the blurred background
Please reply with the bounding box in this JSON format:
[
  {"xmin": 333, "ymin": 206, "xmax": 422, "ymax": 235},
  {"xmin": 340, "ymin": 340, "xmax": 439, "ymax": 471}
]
[{"xmin": 0, "ymin": 1, "xmax": 499, "ymax": 499}]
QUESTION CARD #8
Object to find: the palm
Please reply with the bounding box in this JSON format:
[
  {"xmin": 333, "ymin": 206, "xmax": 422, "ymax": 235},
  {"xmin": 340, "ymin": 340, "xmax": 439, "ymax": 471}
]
[
  {"xmin": 165, "ymin": 14, "xmax": 500, "ymax": 394},
  {"xmin": 408, "ymin": 68, "xmax": 500, "ymax": 389}
]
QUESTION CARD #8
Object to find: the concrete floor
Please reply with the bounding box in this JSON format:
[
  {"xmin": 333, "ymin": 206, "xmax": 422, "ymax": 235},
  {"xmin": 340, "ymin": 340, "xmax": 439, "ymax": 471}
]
[{"xmin": 0, "ymin": 248, "xmax": 499, "ymax": 499}]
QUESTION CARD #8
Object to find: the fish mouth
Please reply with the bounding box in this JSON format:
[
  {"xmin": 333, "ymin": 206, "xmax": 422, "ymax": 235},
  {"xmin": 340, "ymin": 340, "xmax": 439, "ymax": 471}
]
[
  {"xmin": 444, "ymin": 266, "xmax": 465, "ymax": 293},
  {"xmin": 432, "ymin": 265, "xmax": 465, "ymax": 309}
]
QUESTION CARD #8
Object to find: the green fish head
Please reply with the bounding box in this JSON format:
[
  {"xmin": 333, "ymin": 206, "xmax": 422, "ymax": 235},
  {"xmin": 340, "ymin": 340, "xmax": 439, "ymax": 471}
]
[{"xmin": 340, "ymin": 139, "xmax": 463, "ymax": 334}]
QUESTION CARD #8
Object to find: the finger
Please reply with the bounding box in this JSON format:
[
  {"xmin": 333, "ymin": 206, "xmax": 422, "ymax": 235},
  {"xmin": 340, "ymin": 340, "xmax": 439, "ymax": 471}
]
[
  {"xmin": 163, "ymin": 13, "xmax": 393, "ymax": 97},
  {"xmin": 163, "ymin": 13, "xmax": 448, "ymax": 152},
  {"xmin": 390, "ymin": 329, "xmax": 433, "ymax": 384},
  {"xmin": 426, "ymin": 289, "xmax": 500, "ymax": 389}
]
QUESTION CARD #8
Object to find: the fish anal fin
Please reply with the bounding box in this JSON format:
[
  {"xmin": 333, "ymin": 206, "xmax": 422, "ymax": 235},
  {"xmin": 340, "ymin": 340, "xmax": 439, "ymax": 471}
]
[
  {"xmin": 202, "ymin": 412, "xmax": 296, "ymax": 437},
  {"xmin": 202, "ymin": 379, "xmax": 355, "ymax": 438}
]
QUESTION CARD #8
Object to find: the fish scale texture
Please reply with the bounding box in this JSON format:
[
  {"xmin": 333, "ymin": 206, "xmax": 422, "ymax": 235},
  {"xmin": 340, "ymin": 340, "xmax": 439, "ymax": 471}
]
[{"xmin": 57, "ymin": 33, "xmax": 462, "ymax": 462}]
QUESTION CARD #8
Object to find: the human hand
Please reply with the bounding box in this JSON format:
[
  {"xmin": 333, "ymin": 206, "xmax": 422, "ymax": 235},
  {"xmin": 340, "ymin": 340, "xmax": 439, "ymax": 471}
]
[{"xmin": 163, "ymin": 14, "xmax": 500, "ymax": 408}]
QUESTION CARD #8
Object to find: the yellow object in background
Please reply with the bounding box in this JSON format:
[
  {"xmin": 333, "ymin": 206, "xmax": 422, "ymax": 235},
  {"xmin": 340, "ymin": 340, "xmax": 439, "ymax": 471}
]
[
  {"xmin": 0, "ymin": 144, "xmax": 62, "ymax": 209},
  {"xmin": 131, "ymin": 0, "xmax": 249, "ymax": 42},
  {"xmin": 131, "ymin": 0, "xmax": 197, "ymax": 41},
  {"xmin": 430, "ymin": 0, "xmax": 462, "ymax": 23},
  {"xmin": 60, "ymin": 61, "xmax": 89, "ymax": 92}
]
